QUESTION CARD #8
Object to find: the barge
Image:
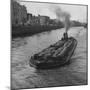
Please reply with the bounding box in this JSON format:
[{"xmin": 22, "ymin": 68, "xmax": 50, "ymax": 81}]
[{"xmin": 29, "ymin": 33, "xmax": 77, "ymax": 69}]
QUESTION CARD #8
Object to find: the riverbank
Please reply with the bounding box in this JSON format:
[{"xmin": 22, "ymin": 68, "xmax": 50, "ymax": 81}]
[{"xmin": 12, "ymin": 25, "xmax": 64, "ymax": 38}]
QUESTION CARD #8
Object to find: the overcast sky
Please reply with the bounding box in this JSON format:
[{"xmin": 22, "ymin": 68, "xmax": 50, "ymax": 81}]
[{"xmin": 19, "ymin": 1, "xmax": 87, "ymax": 23}]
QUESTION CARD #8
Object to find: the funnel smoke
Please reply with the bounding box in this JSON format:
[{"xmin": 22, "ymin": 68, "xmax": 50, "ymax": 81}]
[{"xmin": 53, "ymin": 6, "xmax": 71, "ymax": 32}]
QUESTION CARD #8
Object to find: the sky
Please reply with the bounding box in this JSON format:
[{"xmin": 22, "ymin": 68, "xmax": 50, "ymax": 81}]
[{"xmin": 19, "ymin": 1, "xmax": 87, "ymax": 23}]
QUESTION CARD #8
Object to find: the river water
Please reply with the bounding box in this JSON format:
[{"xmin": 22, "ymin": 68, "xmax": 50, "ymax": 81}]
[{"xmin": 11, "ymin": 27, "xmax": 87, "ymax": 89}]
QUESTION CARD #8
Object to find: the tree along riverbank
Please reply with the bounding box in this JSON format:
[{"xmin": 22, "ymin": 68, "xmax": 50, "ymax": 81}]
[{"xmin": 12, "ymin": 25, "xmax": 64, "ymax": 38}]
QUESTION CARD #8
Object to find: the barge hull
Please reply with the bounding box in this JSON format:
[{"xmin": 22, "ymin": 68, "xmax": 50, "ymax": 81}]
[{"xmin": 29, "ymin": 37, "xmax": 77, "ymax": 69}]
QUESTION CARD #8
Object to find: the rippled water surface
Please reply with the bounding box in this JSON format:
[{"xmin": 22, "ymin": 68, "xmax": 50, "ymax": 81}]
[{"xmin": 11, "ymin": 27, "xmax": 87, "ymax": 89}]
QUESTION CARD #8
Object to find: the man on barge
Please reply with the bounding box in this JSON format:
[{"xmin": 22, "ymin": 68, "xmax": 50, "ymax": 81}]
[{"xmin": 62, "ymin": 32, "xmax": 68, "ymax": 40}]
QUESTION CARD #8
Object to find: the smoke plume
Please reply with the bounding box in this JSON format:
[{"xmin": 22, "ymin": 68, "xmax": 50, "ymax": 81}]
[{"xmin": 53, "ymin": 6, "xmax": 71, "ymax": 32}]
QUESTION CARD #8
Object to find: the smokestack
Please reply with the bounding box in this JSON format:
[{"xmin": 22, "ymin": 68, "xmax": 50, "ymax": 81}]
[{"xmin": 53, "ymin": 6, "xmax": 71, "ymax": 33}]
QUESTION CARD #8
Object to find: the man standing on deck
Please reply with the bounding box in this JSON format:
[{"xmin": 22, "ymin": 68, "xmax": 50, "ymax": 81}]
[{"xmin": 64, "ymin": 32, "xmax": 68, "ymax": 40}]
